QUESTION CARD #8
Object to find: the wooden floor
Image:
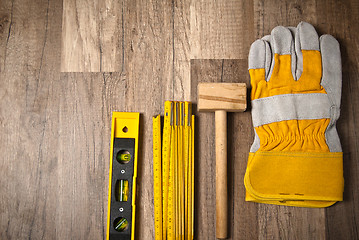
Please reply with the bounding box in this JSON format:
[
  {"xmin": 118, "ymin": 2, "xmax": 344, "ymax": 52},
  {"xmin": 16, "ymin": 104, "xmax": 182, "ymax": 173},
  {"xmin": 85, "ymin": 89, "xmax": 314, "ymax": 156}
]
[{"xmin": 1, "ymin": 0, "xmax": 358, "ymax": 239}]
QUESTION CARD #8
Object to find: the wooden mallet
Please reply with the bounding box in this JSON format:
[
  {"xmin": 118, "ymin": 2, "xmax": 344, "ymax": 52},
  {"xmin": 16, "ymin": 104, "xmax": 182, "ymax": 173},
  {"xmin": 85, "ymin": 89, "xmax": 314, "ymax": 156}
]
[{"xmin": 198, "ymin": 83, "xmax": 247, "ymax": 239}]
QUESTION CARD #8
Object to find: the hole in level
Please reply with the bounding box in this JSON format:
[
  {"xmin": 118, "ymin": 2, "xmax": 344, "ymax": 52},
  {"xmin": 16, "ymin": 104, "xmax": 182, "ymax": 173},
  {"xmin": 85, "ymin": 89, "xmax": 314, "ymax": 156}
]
[
  {"xmin": 116, "ymin": 150, "xmax": 131, "ymax": 164},
  {"xmin": 113, "ymin": 217, "xmax": 129, "ymax": 232},
  {"xmin": 122, "ymin": 126, "xmax": 128, "ymax": 133},
  {"xmin": 115, "ymin": 179, "xmax": 129, "ymax": 202}
]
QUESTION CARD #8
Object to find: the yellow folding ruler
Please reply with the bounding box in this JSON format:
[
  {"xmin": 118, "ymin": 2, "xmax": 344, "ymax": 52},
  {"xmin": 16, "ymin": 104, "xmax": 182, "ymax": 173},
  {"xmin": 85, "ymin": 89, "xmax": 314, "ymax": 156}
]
[
  {"xmin": 153, "ymin": 101, "xmax": 195, "ymax": 240},
  {"xmin": 107, "ymin": 112, "xmax": 140, "ymax": 240}
]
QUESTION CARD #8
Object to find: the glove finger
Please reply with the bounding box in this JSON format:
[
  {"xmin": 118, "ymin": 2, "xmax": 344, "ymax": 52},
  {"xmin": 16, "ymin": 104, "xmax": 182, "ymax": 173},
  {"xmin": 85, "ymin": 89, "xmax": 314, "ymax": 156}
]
[
  {"xmin": 248, "ymin": 39, "xmax": 272, "ymax": 99},
  {"xmin": 297, "ymin": 21, "xmax": 320, "ymax": 50},
  {"xmin": 287, "ymin": 26, "xmax": 298, "ymax": 81},
  {"xmin": 248, "ymin": 39, "xmax": 268, "ymax": 86},
  {"xmin": 320, "ymin": 34, "xmax": 342, "ymax": 107},
  {"xmin": 296, "ymin": 22, "xmax": 321, "ymax": 81},
  {"xmin": 270, "ymin": 26, "xmax": 294, "ymax": 85},
  {"xmin": 271, "ymin": 25, "xmax": 292, "ymax": 55},
  {"xmin": 320, "ymin": 34, "xmax": 342, "ymax": 152},
  {"xmin": 261, "ymin": 35, "xmax": 272, "ymax": 80},
  {"xmin": 261, "ymin": 34, "xmax": 271, "ymax": 42},
  {"xmin": 249, "ymin": 39, "xmax": 267, "ymax": 70}
]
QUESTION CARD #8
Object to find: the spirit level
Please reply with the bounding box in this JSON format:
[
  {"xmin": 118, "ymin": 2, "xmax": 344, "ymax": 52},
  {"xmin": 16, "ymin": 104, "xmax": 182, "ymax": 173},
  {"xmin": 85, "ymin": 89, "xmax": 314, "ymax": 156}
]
[{"xmin": 107, "ymin": 112, "xmax": 140, "ymax": 240}]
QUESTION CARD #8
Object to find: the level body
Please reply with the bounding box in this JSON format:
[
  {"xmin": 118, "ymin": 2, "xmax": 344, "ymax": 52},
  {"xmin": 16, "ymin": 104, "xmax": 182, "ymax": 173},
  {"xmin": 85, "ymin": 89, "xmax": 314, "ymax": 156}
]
[{"xmin": 107, "ymin": 112, "xmax": 140, "ymax": 240}]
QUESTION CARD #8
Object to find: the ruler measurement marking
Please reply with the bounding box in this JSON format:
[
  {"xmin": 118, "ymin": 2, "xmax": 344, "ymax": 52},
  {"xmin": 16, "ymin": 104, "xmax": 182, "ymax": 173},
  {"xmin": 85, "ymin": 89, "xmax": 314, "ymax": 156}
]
[
  {"xmin": 153, "ymin": 102, "xmax": 194, "ymax": 240},
  {"xmin": 153, "ymin": 115, "xmax": 162, "ymax": 240}
]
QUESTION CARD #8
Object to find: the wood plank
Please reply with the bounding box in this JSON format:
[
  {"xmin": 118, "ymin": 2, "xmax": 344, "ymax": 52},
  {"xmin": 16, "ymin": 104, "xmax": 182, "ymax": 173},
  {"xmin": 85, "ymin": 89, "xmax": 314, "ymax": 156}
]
[
  {"xmin": 61, "ymin": 0, "xmax": 123, "ymax": 72},
  {"xmin": 123, "ymin": 0, "xmax": 174, "ymax": 238},
  {"xmin": 56, "ymin": 73, "xmax": 135, "ymax": 239},
  {"xmin": 174, "ymin": 0, "xmax": 191, "ymax": 100},
  {"xmin": 0, "ymin": 0, "xmax": 63, "ymax": 239},
  {"xmin": 222, "ymin": 60, "xmax": 257, "ymax": 240},
  {"xmin": 190, "ymin": 0, "xmax": 254, "ymax": 59},
  {"xmin": 99, "ymin": 0, "xmax": 125, "ymax": 72},
  {"xmin": 56, "ymin": 73, "xmax": 109, "ymax": 239},
  {"xmin": 253, "ymin": 0, "xmax": 317, "ymax": 38},
  {"xmin": 314, "ymin": 0, "xmax": 359, "ymax": 239},
  {"xmin": 191, "ymin": 59, "xmax": 257, "ymax": 239},
  {"xmin": 191, "ymin": 60, "xmax": 217, "ymax": 239},
  {"xmin": 0, "ymin": 0, "xmax": 12, "ymax": 72},
  {"xmin": 258, "ymin": 206, "xmax": 325, "ymax": 240},
  {"xmin": 61, "ymin": 0, "xmax": 100, "ymax": 72},
  {"xmin": 124, "ymin": 0, "xmax": 174, "ymax": 103}
]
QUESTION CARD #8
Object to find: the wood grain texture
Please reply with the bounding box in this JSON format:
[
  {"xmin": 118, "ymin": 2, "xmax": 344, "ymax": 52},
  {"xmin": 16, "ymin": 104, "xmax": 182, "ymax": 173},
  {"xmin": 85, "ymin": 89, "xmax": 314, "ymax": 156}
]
[
  {"xmin": 0, "ymin": 1, "xmax": 12, "ymax": 72},
  {"xmin": 61, "ymin": 0, "xmax": 124, "ymax": 72},
  {"xmin": 61, "ymin": 0, "xmax": 100, "ymax": 72},
  {"xmin": 190, "ymin": 0, "xmax": 254, "ymax": 59},
  {"xmin": 314, "ymin": 0, "xmax": 359, "ymax": 239},
  {"xmin": 214, "ymin": 109, "xmax": 228, "ymax": 239},
  {"xmin": 0, "ymin": 0, "xmax": 63, "ymax": 239},
  {"xmin": 56, "ymin": 74, "xmax": 111, "ymax": 239},
  {"xmin": 1, "ymin": 0, "xmax": 359, "ymax": 239},
  {"xmin": 253, "ymin": 0, "xmax": 318, "ymax": 38},
  {"xmin": 174, "ymin": 0, "xmax": 191, "ymax": 100},
  {"xmin": 124, "ymin": 1, "xmax": 172, "ymax": 238},
  {"xmin": 198, "ymin": 83, "xmax": 246, "ymax": 112}
]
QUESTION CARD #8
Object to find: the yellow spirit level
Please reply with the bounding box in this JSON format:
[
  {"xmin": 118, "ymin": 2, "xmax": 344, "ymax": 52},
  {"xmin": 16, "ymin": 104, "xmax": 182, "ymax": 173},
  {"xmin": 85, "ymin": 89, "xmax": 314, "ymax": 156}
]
[{"xmin": 107, "ymin": 112, "xmax": 140, "ymax": 240}]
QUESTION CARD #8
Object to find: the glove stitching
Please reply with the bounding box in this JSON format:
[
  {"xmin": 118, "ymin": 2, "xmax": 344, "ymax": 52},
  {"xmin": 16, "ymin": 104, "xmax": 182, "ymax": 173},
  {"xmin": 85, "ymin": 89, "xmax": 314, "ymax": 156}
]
[
  {"xmin": 253, "ymin": 151, "xmax": 342, "ymax": 157},
  {"xmin": 256, "ymin": 116, "xmax": 330, "ymax": 127},
  {"xmin": 252, "ymin": 93, "xmax": 327, "ymax": 102}
]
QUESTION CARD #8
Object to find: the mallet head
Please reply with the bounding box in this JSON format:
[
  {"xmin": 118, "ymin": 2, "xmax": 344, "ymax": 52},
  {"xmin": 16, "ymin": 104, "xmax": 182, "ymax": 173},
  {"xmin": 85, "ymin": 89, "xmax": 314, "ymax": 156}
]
[{"xmin": 197, "ymin": 83, "xmax": 247, "ymax": 112}]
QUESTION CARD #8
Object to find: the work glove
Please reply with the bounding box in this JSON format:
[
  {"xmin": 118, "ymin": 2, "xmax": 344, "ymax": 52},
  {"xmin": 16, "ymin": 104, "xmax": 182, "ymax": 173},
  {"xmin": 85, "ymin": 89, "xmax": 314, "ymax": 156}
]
[{"xmin": 244, "ymin": 22, "xmax": 344, "ymax": 207}]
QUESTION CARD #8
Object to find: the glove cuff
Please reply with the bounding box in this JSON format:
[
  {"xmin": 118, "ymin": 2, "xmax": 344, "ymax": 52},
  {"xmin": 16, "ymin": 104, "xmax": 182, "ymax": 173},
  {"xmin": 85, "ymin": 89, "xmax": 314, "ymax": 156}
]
[{"xmin": 244, "ymin": 151, "xmax": 344, "ymax": 208}]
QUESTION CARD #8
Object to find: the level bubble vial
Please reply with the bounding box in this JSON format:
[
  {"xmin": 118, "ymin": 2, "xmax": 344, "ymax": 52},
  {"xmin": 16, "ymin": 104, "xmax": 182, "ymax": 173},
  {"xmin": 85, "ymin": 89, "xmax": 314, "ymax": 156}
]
[
  {"xmin": 113, "ymin": 217, "xmax": 128, "ymax": 232},
  {"xmin": 116, "ymin": 150, "xmax": 131, "ymax": 164},
  {"xmin": 115, "ymin": 179, "xmax": 129, "ymax": 202}
]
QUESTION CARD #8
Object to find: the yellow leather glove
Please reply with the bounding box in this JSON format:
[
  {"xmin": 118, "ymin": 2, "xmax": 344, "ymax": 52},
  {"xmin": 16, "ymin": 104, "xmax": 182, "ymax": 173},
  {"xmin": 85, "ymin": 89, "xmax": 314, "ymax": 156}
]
[{"xmin": 244, "ymin": 22, "xmax": 344, "ymax": 207}]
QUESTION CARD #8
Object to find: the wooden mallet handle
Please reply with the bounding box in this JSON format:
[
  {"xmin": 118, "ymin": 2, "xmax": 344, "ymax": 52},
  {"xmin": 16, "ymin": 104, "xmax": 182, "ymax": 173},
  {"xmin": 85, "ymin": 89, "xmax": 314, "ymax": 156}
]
[
  {"xmin": 198, "ymin": 82, "xmax": 247, "ymax": 239},
  {"xmin": 215, "ymin": 110, "xmax": 228, "ymax": 239}
]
